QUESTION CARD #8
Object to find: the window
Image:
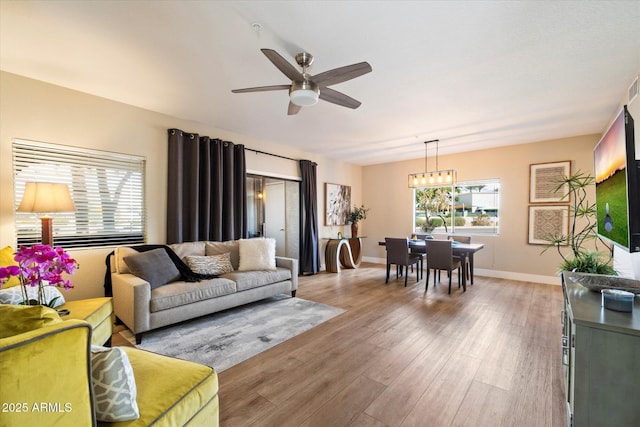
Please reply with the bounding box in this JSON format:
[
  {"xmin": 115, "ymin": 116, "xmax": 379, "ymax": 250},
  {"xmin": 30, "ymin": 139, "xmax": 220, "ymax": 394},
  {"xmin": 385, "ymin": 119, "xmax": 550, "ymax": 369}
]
[
  {"xmin": 13, "ymin": 139, "xmax": 145, "ymax": 248},
  {"xmin": 413, "ymin": 179, "xmax": 500, "ymax": 235}
]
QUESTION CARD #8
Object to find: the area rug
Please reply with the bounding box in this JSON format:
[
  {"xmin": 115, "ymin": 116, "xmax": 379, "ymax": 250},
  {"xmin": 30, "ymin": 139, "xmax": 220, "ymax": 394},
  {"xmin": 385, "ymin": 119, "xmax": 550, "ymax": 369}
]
[{"xmin": 119, "ymin": 295, "xmax": 344, "ymax": 372}]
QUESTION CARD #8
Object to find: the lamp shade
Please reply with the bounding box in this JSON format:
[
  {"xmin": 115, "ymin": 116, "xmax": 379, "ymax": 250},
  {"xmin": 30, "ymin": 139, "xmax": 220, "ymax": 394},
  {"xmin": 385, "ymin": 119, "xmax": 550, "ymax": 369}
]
[{"xmin": 17, "ymin": 182, "xmax": 76, "ymax": 213}]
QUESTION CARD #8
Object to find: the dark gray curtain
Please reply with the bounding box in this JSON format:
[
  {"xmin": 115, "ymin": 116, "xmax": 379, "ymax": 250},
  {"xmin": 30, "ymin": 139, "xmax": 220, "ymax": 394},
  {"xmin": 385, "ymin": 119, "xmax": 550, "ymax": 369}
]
[
  {"xmin": 167, "ymin": 129, "xmax": 246, "ymax": 243},
  {"xmin": 299, "ymin": 160, "xmax": 320, "ymax": 274}
]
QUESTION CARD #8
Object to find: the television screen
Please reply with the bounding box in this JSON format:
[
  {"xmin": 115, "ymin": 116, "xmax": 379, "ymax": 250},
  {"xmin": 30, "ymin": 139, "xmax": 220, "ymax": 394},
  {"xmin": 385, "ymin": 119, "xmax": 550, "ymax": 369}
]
[{"xmin": 594, "ymin": 106, "xmax": 638, "ymax": 252}]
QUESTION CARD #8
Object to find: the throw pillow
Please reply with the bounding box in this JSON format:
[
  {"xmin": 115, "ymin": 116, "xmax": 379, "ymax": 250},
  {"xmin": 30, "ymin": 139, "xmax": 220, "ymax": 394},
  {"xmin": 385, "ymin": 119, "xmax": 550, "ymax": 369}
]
[
  {"xmin": 123, "ymin": 249, "xmax": 181, "ymax": 289},
  {"xmin": 238, "ymin": 238, "xmax": 276, "ymax": 271},
  {"xmin": 185, "ymin": 253, "xmax": 234, "ymax": 275},
  {"xmin": 0, "ymin": 245, "xmax": 20, "ymax": 288},
  {"xmin": 0, "ymin": 285, "xmax": 66, "ymax": 307},
  {"xmin": 0, "ymin": 304, "xmax": 62, "ymax": 339},
  {"xmin": 114, "ymin": 246, "xmax": 139, "ymax": 274},
  {"xmin": 91, "ymin": 346, "xmax": 140, "ymax": 422}
]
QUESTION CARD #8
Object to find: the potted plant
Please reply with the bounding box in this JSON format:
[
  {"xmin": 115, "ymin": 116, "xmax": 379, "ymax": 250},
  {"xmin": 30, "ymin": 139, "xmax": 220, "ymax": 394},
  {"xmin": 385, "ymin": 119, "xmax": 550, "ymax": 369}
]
[
  {"xmin": 348, "ymin": 205, "xmax": 369, "ymax": 237},
  {"xmin": 541, "ymin": 170, "xmax": 615, "ymax": 274},
  {"xmin": 0, "ymin": 244, "xmax": 78, "ymax": 306}
]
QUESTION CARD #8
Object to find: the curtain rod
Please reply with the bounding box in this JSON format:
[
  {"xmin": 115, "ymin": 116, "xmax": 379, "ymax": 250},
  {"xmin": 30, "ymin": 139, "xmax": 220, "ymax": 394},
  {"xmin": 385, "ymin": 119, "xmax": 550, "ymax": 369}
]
[{"xmin": 245, "ymin": 147, "xmax": 299, "ymax": 162}]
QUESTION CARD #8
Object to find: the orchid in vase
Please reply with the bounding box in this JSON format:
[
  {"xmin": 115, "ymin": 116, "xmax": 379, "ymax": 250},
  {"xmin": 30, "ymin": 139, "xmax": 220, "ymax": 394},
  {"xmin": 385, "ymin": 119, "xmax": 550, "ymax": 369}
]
[{"xmin": 0, "ymin": 245, "xmax": 78, "ymax": 307}]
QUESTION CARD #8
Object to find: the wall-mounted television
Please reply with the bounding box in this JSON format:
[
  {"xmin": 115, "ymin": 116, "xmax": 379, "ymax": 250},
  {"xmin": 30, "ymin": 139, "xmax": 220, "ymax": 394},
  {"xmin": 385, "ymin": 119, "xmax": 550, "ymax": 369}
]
[{"xmin": 594, "ymin": 105, "xmax": 640, "ymax": 252}]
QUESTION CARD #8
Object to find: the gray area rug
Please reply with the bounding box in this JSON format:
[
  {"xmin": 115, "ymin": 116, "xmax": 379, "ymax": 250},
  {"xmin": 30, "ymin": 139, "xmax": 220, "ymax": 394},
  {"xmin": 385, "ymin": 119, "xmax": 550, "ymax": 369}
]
[{"xmin": 120, "ymin": 295, "xmax": 344, "ymax": 372}]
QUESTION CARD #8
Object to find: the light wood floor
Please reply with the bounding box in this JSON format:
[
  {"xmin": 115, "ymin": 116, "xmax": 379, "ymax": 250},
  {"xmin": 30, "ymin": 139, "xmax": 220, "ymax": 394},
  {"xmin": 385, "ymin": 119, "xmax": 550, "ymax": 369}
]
[{"xmin": 112, "ymin": 263, "xmax": 568, "ymax": 427}]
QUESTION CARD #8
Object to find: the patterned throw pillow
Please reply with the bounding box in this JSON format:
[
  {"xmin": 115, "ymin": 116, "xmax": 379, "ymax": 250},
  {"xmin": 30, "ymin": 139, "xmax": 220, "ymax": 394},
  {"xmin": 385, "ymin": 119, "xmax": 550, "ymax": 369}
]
[
  {"xmin": 185, "ymin": 253, "xmax": 234, "ymax": 275},
  {"xmin": 91, "ymin": 346, "xmax": 140, "ymax": 422},
  {"xmin": 0, "ymin": 285, "xmax": 66, "ymax": 307}
]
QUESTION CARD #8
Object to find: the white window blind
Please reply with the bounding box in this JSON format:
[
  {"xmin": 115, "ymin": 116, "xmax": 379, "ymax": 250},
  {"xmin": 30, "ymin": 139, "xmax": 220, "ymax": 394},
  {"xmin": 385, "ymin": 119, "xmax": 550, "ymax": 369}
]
[{"xmin": 13, "ymin": 139, "xmax": 146, "ymax": 248}]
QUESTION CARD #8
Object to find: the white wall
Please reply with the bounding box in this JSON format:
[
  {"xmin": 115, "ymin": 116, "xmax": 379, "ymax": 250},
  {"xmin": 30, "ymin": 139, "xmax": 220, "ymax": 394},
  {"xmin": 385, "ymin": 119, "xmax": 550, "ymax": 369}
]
[{"xmin": 0, "ymin": 71, "xmax": 362, "ymax": 300}]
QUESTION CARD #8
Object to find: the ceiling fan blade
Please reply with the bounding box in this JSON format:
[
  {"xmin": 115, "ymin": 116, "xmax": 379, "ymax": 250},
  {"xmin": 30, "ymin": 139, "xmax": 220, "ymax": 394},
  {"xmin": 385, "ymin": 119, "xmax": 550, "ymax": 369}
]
[
  {"xmin": 288, "ymin": 102, "xmax": 302, "ymax": 115},
  {"xmin": 231, "ymin": 85, "xmax": 290, "ymax": 93},
  {"xmin": 261, "ymin": 49, "xmax": 304, "ymax": 82},
  {"xmin": 312, "ymin": 62, "xmax": 372, "ymax": 87},
  {"xmin": 319, "ymin": 87, "xmax": 362, "ymax": 109}
]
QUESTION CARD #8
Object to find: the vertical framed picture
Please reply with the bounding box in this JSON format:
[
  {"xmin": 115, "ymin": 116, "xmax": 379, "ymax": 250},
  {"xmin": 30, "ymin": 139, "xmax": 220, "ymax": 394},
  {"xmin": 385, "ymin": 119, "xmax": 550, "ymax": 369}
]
[
  {"xmin": 528, "ymin": 205, "xmax": 569, "ymax": 245},
  {"xmin": 325, "ymin": 183, "xmax": 351, "ymax": 226},
  {"xmin": 529, "ymin": 161, "xmax": 571, "ymax": 203}
]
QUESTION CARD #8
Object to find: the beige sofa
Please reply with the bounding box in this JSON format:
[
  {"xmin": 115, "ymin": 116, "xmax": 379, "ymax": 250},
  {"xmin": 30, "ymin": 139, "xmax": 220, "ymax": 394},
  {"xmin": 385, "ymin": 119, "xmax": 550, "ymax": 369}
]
[{"xmin": 110, "ymin": 240, "xmax": 298, "ymax": 344}]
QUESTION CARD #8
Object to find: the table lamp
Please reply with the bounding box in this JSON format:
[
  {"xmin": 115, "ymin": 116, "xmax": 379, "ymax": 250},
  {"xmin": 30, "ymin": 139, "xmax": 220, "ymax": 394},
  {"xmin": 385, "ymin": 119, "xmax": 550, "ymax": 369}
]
[{"xmin": 17, "ymin": 182, "xmax": 76, "ymax": 246}]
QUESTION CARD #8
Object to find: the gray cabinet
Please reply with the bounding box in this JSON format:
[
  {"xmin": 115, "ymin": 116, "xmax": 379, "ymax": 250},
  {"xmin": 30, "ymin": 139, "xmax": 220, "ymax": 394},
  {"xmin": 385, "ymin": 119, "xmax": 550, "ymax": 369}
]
[{"xmin": 562, "ymin": 275, "xmax": 640, "ymax": 427}]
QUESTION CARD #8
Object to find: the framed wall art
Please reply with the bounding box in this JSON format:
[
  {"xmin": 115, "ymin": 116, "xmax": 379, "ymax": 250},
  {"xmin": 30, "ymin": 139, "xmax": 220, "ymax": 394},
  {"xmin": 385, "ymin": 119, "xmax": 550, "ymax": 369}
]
[
  {"xmin": 528, "ymin": 205, "xmax": 569, "ymax": 245},
  {"xmin": 529, "ymin": 161, "xmax": 571, "ymax": 203},
  {"xmin": 325, "ymin": 182, "xmax": 351, "ymax": 226}
]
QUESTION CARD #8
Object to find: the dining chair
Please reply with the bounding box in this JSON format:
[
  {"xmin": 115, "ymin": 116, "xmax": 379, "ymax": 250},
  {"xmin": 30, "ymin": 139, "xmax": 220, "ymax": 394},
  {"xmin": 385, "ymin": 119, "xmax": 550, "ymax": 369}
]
[
  {"xmin": 424, "ymin": 239, "xmax": 462, "ymax": 294},
  {"xmin": 448, "ymin": 235, "xmax": 472, "ymax": 280},
  {"xmin": 384, "ymin": 237, "xmax": 422, "ymax": 287}
]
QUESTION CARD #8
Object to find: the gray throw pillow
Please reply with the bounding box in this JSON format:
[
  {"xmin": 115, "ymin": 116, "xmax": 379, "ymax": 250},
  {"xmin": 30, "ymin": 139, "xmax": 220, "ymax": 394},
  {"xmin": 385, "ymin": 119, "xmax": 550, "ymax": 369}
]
[
  {"xmin": 124, "ymin": 249, "xmax": 181, "ymax": 289},
  {"xmin": 91, "ymin": 346, "xmax": 140, "ymax": 422}
]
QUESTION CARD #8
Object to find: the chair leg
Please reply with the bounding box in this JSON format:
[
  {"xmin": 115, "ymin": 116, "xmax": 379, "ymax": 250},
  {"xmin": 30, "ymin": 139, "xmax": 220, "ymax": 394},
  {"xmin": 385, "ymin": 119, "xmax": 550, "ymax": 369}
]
[
  {"xmin": 404, "ymin": 266, "xmax": 409, "ymax": 287},
  {"xmin": 448, "ymin": 270, "xmax": 452, "ymax": 294},
  {"xmin": 426, "ymin": 269, "xmax": 431, "ymax": 289},
  {"xmin": 386, "ymin": 264, "xmax": 390, "ymax": 283}
]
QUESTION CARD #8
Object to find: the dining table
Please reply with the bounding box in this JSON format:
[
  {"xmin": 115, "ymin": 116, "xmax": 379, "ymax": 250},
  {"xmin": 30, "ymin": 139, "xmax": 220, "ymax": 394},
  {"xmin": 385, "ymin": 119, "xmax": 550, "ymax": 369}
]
[{"xmin": 379, "ymin": 239, "xmax": 485, "ymax": 289}]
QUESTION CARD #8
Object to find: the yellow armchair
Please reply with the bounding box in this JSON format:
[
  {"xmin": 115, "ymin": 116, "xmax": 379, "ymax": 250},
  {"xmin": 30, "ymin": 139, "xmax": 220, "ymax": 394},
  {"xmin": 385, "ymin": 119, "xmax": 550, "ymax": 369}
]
[
  {"xmin": 0, "ymin": 305, "xmax": 95, "ymax": 427},
  {"xmin": 0, "ymin": 305, "xmax": 219, "ymax": 427}
]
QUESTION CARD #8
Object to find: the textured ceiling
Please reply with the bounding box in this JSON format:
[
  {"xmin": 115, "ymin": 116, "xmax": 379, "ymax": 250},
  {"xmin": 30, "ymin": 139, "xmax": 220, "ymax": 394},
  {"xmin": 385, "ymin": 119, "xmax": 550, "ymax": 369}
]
[{"xmin": 1, "ymin": 1, "xmax": 639, "ymax": 165}]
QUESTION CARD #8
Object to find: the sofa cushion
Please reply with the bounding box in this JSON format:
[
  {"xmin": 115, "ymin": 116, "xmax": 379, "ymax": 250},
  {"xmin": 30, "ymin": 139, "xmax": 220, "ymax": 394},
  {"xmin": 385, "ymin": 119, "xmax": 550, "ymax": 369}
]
[
  {"xmin": 205, "ymin": 240, "xmax": 240, "ymax": 270},
  {"xmin": 221, "ymin": 267, "xmax": 291, "ymax": 292},
  {"xmin": 0, "ymin": 304, "xmax": 62, "ymax": 338},
  {"xmin": 114, "ymin": 246, "xmax": 138, "ymax": 274},
  {"xmin": 91, "ymin": 345, "xmax": 140, "ymax": 422},
  {"xmin": 185, "ymin": 253, "xmax": 234, "ymax": 275},
  {"xmin": 119, "ymin": 347, "xmax": 218, "ymax": 427},
  {"xmin": 124, "ymin": 249, "xmax": 181, "ymax": 289},
  {"xmin": 150, "ymin": 278, "xmax": 237, "ymax": 312},
  {"xmin": 169, "ymin": 241, "xmax": 206, "ymax": 259},
  {"xmin": 0, "ymin": 246, "xmax": 20, "ymax": 288},
  {"xmin": 238, "ymin": 238, "xmax": 276, "ymax": 271}
]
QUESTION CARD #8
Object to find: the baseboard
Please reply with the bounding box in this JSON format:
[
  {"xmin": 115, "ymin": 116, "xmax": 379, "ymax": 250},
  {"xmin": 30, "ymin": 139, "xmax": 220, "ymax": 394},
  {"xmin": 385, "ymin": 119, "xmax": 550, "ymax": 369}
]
[{"xmin": 362, "ymin": 256, "xmax": 560, "ymax": 286}]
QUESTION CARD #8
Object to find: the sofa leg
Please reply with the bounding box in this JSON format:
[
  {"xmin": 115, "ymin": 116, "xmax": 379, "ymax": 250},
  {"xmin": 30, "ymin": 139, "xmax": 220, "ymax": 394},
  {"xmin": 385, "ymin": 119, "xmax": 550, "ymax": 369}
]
[
  {"xmin": 135, "ymin": 333, "xmax": 143, "ymax": 345},
  {"xmin": 291, "ymin": 290, "xmax": 297, "ymax": 298}
]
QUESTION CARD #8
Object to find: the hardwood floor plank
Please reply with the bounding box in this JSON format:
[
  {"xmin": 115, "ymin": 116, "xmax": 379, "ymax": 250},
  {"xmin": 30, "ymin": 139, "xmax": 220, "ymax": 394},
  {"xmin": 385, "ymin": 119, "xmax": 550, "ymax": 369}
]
[
  {"xmin": 364, "ymin": 333, "xmax": 460, "ymax": 426},
  {"xmin": 449, "ymin": 380, "xmax": 510, "ymax": 427},
  {"xmin": 300, "ymin": 375, "xmax": 387, "ymax": 427},
  {"xmin": 399, "ymin": 352, "xmax": 482, "ymax": 427}
]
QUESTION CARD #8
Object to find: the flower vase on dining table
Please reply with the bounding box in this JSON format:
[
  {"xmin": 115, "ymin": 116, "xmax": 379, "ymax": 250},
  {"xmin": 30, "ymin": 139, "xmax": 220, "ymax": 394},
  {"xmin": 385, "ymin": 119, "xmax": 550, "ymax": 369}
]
[{"xmin": 351, "ymin": 223, "xmax": 358, "ymax": 238}]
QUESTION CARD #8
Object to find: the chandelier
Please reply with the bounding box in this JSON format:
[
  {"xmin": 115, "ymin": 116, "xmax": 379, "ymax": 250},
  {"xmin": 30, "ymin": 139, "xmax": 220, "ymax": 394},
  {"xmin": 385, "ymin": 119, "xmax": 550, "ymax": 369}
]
[{"xmin": 408, "ymin": 139, "xmax": 456, "ymax": 188}]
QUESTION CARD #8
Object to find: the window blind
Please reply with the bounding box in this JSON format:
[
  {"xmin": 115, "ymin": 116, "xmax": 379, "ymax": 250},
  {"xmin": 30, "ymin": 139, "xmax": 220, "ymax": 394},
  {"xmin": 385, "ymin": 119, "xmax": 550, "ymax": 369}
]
[{"xmin": 13, "ymin": 139, "xmax": 146, "ymax": 248}]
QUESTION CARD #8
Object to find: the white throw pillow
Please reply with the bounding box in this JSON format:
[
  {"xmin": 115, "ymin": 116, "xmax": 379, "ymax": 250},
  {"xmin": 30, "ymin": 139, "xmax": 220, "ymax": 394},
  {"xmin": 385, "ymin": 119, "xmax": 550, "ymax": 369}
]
[
  {"xmin": 91, "ymin": 346, "xmax": 140, "ymax": 422},
  {"xmin": 185, "ymin": 253, "xmax": 234, "ymax": 275},
  {"xmin": 238, "ymin": 238, "xmax": 276, "ymax": 271},
  {"xmin": 0, "ymin": 285, "xmax": 65, "ymax": 307}
]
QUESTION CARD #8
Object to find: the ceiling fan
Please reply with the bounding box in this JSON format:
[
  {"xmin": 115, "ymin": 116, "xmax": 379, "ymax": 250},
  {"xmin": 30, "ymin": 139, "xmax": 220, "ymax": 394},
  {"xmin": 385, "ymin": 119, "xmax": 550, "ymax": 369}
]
[{"xmin": 232, "ymin": 49, "xmax": 372, "ymax": 115}]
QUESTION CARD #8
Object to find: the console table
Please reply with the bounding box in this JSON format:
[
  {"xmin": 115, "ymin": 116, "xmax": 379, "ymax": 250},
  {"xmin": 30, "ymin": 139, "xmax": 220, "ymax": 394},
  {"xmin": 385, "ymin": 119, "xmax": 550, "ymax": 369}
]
[
  {"xmin": 561, "ymin": 274, "xmax": 640, "ymax": 426},
  {"xmin": 324, "ymin": 237, "xmax": 364, "ymax": 273}
]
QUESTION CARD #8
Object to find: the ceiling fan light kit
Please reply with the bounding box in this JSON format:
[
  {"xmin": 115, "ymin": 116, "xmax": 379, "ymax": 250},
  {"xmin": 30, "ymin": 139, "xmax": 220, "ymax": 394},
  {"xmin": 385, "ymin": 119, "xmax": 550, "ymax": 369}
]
[
  {"xmin": 289, "ymin": 80, "xmax": 319, "ymax": 106},
  {"xmin": 232, "ymin": 48, "xmax": 371, "ymax": 115}
]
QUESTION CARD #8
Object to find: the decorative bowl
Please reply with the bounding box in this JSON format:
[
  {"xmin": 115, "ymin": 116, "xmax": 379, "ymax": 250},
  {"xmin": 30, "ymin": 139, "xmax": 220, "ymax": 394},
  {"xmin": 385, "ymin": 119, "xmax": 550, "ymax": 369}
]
[{"xmin": 565, "ymin": 271, "xmax": 640, "ymax": 294}]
